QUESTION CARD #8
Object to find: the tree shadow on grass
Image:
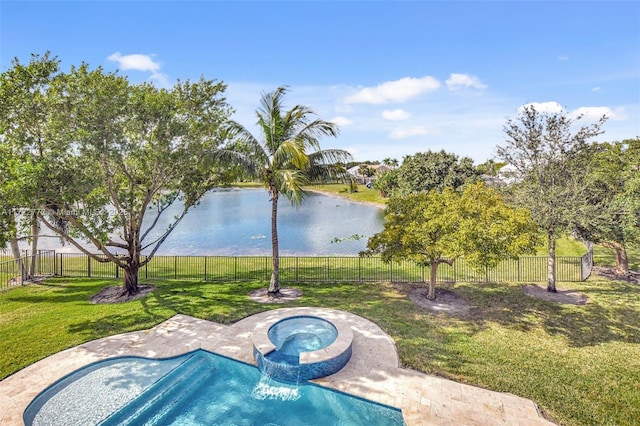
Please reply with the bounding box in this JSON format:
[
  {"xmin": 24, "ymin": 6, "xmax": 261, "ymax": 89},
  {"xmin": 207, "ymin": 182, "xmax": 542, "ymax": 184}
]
[
  {"xmin": 4, "ymin": 279, "xmax": 117, "ymax": 304},
  {"xmin": 139, "ymin": 280, "xmax": 276, "ymax": 324},
  {"xmin": 455, "ymin": 279, "xmax": 640, "ymax": 347}
]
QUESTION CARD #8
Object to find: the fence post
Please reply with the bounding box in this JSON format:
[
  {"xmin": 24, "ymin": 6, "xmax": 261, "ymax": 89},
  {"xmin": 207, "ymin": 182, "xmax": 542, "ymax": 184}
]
[
  {"xmin": 233, "ymin": 257, "xmax": 237, "ymax": 280},
  {"xmin": 20, "ymin": 256, "xmax": 27, "ymax": 284},
  {"xmin": 87, "ymin": 256, "xmax": 91, "ymax": 278},
  {"xmin": 204, "ymin": 256, "xmax": 207, "ymax": 281},
  {"xmin": 326, "ymin": 257, "xmax": 330, "ymax": 281}
]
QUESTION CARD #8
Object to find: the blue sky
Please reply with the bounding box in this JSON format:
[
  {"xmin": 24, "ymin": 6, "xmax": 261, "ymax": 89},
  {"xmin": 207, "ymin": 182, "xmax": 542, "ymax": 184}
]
[{"xmin": 2, "ymin": 1, "xmax": 639, "ymax": 163}]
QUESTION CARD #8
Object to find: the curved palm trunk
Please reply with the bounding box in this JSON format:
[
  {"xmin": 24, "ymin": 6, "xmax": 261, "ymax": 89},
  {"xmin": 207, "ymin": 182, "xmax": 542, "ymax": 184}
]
[{"xmin": 268, "ymin": 189, "xmax": 280, "ymax": 295}]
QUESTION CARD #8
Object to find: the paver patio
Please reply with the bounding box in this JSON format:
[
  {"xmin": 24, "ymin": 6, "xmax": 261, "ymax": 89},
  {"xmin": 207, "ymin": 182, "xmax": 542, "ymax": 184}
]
[{"xmin": 0, "ymin": 307, "xmax": 555, "ymax": 425}]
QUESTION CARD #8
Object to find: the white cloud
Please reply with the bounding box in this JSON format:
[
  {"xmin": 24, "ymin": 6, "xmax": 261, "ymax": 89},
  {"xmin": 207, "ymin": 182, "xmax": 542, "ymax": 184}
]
[
  {"xmin": 389, "ymin": 126, "xmax": 432, "ymax": 139},
  {"xmin": 518, "ymin": 102, "xmax": 625, "ymax": 121},
  {"xmin": 150, "ymin": 72, "xmax": 170, "ymax": 88},
  {"xmin": 518, "ymin": 101, "xmax": 565, "ymax": 114},
  {"xmin": 344, "ymin": 76, "xmax": 440, "ymax": 104},
  {"xmin": 382, "ymin": 109, "xmax": 411, "ymax": 121},
  {"xmin": 571, "ymin": 106, "xmax": 624, "ymax": 121},
  {"xmin": 558, "ymin": 55, "xmax": 570, "ymax": 61},
  {"xmin": 591, "ymin": 86, "xmax": 601, "ymax": 92},
  {"xmin": 446, "ymin": 73, "xmax": 487, "ymax": 91},
  {"xmin": 107, "ymin": 52, "xmax": 170, "ymax": 88},
  {"xmin": 107, "ymin": 52, "xmax": 161, "ymax": 72},
  {"xmin": 331, "ymin": 116, "xmax": 353, "ymax": 126}
]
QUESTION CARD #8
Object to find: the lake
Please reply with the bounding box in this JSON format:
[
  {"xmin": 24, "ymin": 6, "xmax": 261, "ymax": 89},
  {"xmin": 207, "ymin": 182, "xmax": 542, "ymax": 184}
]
[{"xmin": 40, "ymin": 188, "xmax": 385, "ymax": 256}]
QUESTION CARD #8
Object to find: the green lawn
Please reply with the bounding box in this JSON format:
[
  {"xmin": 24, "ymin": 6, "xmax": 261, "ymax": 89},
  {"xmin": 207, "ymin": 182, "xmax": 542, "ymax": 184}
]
[
  {"xmin": 308, "ymin": 182, "xmax": 387, "ymax": 205},
  {"xmin": 1, "ymin": 276, "xmax": 639, "ymax": 425}
]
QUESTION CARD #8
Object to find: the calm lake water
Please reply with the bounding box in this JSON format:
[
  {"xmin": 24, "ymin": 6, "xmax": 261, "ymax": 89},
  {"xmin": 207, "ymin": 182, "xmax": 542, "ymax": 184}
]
[{"xmin": 42, "ymin": 188, "xmax": 385, "ymax": 256}]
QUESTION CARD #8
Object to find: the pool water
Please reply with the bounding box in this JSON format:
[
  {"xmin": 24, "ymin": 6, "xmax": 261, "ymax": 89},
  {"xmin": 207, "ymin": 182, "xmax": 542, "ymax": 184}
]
[
  {"xmin": 268, "ymin": 316, "xmax": 338, "ymax": 356},
  {"xmin": 25, "ymin": 350, "xmax": 405, "ymax": 426}
]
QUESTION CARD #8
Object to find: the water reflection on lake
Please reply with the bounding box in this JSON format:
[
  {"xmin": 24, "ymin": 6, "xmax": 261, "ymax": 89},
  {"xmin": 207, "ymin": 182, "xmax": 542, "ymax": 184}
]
[{"xmin": 44, "ymin": 188, "xmax": 385, "ymax": 256}]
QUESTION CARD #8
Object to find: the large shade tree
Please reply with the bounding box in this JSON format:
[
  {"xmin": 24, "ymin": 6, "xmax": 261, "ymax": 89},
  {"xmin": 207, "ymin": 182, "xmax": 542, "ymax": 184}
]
[
  {"xmin": 497, "ymin": 105, "xmax": 606, "ymax": 292},
  {"xmin": 0, "ymin": 52, "xmax": 64, "ymax": 277},
  {"xmin": 576, "ymin": 138, "xmax": 640, "ymax": 273},
  {"xmin": 392, "ymin": 150, "xmax": 479, "ymax": 197},
  {"xmin": 362, "ymin": 183, "xmax": 539, "ymax": 299},
  {"xmin": 36, "ymin": 63, "xmax": 232, "ymax": 295},
  {"xmin": 213, "ymin": 87, "xmax": 351, "ymax": 295}
]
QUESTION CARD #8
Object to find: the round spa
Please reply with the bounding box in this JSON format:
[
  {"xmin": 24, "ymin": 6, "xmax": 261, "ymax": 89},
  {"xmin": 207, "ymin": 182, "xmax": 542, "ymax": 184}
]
[{"xmin": 252, "ymin": 314, "xmax": 353, "ymax": 383}]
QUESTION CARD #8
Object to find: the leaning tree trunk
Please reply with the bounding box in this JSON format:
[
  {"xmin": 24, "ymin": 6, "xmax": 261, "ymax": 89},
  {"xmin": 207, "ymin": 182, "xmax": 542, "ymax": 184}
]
[
  {"xmin": 9, "ymin": 237, "xmax": 24, "ymax": 283},
  {"xmin": 547, "ymin": 231, "xmax": 557, "ymax": 293},
  {"xmin": 268, "ymin": 190, "xmax": 280, "ymax": 295}
]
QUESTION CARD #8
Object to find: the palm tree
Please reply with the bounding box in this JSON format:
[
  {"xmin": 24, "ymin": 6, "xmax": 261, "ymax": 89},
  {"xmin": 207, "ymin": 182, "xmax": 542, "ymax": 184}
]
[
  {"xmin": 214, "ymin": 87, "xmax": 351, "ymax": 295},
  {"xmin": 382, "ymin": 157, "xmax": 399, "ymax": 169}
]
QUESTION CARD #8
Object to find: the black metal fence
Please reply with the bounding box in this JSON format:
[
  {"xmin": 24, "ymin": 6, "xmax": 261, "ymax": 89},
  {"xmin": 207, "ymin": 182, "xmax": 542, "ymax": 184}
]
[
  {"xmin": 0, "ymin": 250, "xmax": 57, "ymax": 291},
  {"xmin": 48, "ymin": 252, "xmax": 592, "ymax": 283},
  {"xmin": 1, "ymin": 250, "xmax": 593, "ymax": 290}
]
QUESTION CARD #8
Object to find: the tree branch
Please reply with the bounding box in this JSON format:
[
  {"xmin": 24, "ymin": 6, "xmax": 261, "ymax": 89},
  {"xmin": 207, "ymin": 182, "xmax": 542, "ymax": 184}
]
[{"xmin": 39, "ymin": 212, "xmax": 126, "ymax": 267}]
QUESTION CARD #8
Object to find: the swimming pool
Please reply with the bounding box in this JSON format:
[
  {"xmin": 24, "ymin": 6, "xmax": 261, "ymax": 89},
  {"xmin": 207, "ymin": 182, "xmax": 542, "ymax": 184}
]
[{"xmin": 24, "ymin": 349, "xmax": 405, "ymax": 425}]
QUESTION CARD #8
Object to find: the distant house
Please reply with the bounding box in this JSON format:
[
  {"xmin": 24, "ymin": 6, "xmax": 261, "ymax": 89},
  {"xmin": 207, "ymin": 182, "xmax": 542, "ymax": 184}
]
[
  {"xmin": 480, "ymin": 174, "xmax": 504, "ymax": 187},
  {"xmin": 346, "ymin": 164, "xmax": 393, "ymax": 185}
]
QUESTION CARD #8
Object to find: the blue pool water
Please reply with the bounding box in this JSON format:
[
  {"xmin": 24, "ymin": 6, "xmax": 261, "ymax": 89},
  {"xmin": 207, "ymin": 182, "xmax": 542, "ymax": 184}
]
[
  {"xmin": 268, "ymin": 316, "xmax": 338, "ymax": 356},
  {"xmin": 25, "ymin": 350, "xmax": 405, "ymax": 426}
]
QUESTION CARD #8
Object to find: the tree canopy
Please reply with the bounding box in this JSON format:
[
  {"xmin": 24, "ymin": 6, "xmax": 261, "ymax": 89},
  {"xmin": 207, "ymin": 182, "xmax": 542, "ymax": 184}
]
[
  {"xmin": 0, "ymin": 54, "xmax": 233, "ymax": 294},
  {"xmin": 497, "ymin": 105, "xmax": 606, "ymax": 291},
  {"xmin": 362, "ymin": 182, "xmax": 539, "ymax": 299},
  {"xmin": 0, "ymin": 52, "xmax": 65, "ymax": 275},
  {"xmin": 378, "ymin": 149, "xmax": 479, "ymax": 198},
  {"xmin": 575, "ymin": 138, "xmax": 640, "ymax": 273}
]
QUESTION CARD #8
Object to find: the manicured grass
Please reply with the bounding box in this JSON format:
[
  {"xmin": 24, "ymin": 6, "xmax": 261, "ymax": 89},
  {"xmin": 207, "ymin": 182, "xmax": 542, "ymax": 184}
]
[
  {"xmin": 308, "ymin": 183, "xmax": 387, "ymax": 205},
  {"xmin": 535, "ymin": 236, "xmax": 590, "ymax": 257},
  {"xmin": 1, "ymin": 276, "xmax": 639, "ymax": 425}
]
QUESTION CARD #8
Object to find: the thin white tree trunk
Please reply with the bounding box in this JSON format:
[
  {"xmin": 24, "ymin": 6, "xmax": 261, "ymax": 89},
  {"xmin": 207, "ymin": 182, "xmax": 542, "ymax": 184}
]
[
  {"xmin": 547, "ymin": 232, "xmax": 557, "ymax": 292},
  {"xmin": 29, "ymin": 212, "xmax": 38, "ymax": 278}
]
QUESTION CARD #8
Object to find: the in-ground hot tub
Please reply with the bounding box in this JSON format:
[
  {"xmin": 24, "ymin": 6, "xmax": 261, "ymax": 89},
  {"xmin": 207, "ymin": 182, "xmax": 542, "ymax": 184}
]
[{"xmin": 252, "ymin": 313, "xmax": 353, "ymax": 383}]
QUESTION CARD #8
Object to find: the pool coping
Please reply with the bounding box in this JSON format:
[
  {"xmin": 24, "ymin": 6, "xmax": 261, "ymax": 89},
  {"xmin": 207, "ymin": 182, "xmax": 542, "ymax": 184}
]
[
  {"xmin": 251, "ymin": 311, "xmax": 354, "ymax": 366},
  {"xmin": 0, "ymin": 308, "xmax": 556, "ymax": 425}
]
